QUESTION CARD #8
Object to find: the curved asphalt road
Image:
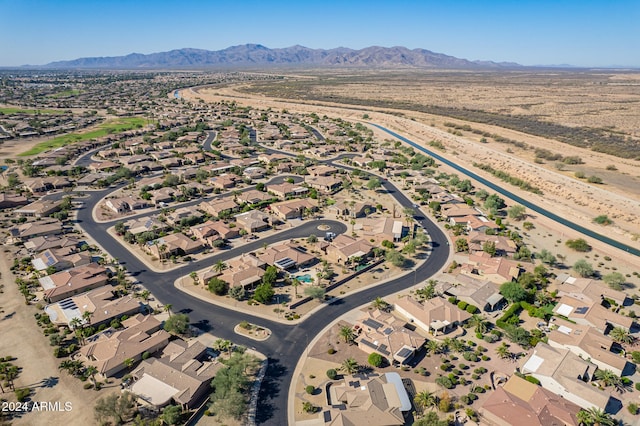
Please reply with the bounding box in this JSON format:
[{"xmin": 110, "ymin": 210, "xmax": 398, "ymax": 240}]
[
  {"xmin": 74, "ymin": 161, "xmax": 450, "ymax": 425},
  {"xmin": 370, "ymin": 123, "xmax": 640, "ymax": 258}
]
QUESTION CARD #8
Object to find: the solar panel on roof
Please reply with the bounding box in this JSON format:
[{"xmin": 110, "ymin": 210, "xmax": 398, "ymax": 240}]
[
  {"xmin": 45, "ymin": 252, "xmax": 56, "ymax": 266},
  {"xmin": 360, "ymin": 339, "xmax": 378, "ymax": 350},
  {"xmin": 362, "ymin": 318, "xmax": 383, "ymax": 329},
  {"xmin": 383, "ymin": 327, "xmax": 393, "ymax": 335},
  {"xmin": 397, "ymin": 347, "xmax": 413, "ymax": 358},
  {"xmin": 575, "ymin": 307, "xmax": 589, "ymax": 314},
  {"xmin": 274, "ymin": 257, "xmax": 296, "ymax": 269}
]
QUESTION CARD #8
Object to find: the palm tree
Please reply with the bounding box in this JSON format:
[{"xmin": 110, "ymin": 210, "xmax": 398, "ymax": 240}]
[
  {"xmin": 0, "ymin": 363, "xmax": 8, "ymax": 393},
  {"xmin": 213, "ymin": 260, "xmax": 227, "ymax": 274},
  {"xmin": 577, "ymin": 407, "xmax": 617, "ymax": 426},
  {"xmin": 341, "ymin": 358, "xmax": 359, "ymax": 375},
  {"xmin": 291, "ymin": 278, "xmax": 301, "ymax": 298},
  {"xmin": 69, "ymin": 317, "xmax": 82, "ymax": 330},
  {"xmin": 74, "ymin": 327, "xmax": 86, "ymax": 346},
  {"xmin": 85, "ymin": 365, "xmax": 99, "ymax": 390},
  {"xmin": 213, "ymin": 338, "xmax": 233, "ymax": 357},
  {"xmin": 82, "ymin": 310, "xmax": 92, "ymax": 326},
  {"xmin": 371, "ymin": 297, "xmax": 391, "ymax": 312},
  {"xmin": 449, "ymin": 338, "xmax": 467, "ymax": 354},
  {"xmin": 496, "ymin": 342, "xmax": 511, "ymax": 359},
  {"xmin": 3, "ymin": 365, "xmax": 18, "ymax": 390},
  {"xmin": 164, "ymin": 304, "xmax": 173, "ymax": 317},
  {"xmin": 469, "ymin": 314, "xmax": 489, "ymax": 334},
  {"xmin": 609, "ymin": 327, "xmax": 634, "ymax": 345},
  {"xmin": 189, "ymin": 271, "xmax": 198, "ymax": 284},
  {"xmin": 123, "ymin": 358, "xmax": 135, "ymax": 371},
  {"xmin": 425, "ymin": 340, "xmax": 442, "ymax": 355},
  {"xmin": 139, "ymin": 290, "xmax": 151, "ymax": 301},
  {"xmin": 59, "ymin": 360, "xmax": 85, "ymax": 378},
  {"xmin": 414, "ymin": 390, "xmax": 438, "ymax": 412},
  {"xmin": 403, "ymin": 207, "xmax": 415, "ymax": 238},
  {"xmin": 594, "ymin": 369, "xmax": 623, "ymax": 391},
  {"xmin": 339, "ymin": 326, "xmax": 355, "ymax": 344},
  {"xmin": 439, "ymin": 338, "xmax": 452, "ymax": 354}
]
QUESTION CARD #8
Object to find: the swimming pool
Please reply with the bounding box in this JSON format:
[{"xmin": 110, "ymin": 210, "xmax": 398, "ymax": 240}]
[{"xmin": 295, "ymin": 274, "xmax": 313, "ymax": 283}]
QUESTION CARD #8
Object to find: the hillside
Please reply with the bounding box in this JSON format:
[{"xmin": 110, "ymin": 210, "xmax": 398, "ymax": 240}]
[{"xmin": 42, "ymin": 44, "xmax": 521, "ymax": 69}]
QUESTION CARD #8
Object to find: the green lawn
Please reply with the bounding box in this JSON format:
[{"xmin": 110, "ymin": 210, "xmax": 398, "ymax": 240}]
[
  {"xmin": 47, "ymin": 90, "xmax": 82, "ymax": 98},
  {"xmin": 0, "ymin": 107, "xmax": 65, "ymax": 115},
  {"xmin": 19, "ymin": 117, "xmax": 149, "ymax": 156}
]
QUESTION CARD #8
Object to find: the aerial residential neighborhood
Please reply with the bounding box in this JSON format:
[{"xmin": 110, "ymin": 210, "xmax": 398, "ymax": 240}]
[{"xmin": 0, "ymin": 65, "xmax": 639, "ymax": 426}]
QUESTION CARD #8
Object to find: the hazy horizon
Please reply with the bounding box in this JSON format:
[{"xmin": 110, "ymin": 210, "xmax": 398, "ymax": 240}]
[{"xmin": 1, "ymin": 0, "xmax": 639, "ymax": 68}]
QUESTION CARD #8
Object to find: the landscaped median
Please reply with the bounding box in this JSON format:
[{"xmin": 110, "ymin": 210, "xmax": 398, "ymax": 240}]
[
  {"xmin": 234, "ymin": 321, "xmax": 272, "ymax": 341},
  {"xmin": 19, "ymin": 117, "xmax": 150, "ymax": 156}
]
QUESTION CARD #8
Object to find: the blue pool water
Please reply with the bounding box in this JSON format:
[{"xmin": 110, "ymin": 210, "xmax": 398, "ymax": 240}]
[{"xmin": 295, "ymin": 274, "xmax": 312, "ymax": 283}]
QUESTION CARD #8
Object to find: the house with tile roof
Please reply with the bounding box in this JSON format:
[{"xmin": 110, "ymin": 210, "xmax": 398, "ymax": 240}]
[
  {"xmin": 394, "ymin": 296, "xmax": 471, "ymax": 336},
  {"xmin": 80, "ymin": 314, "xmax": 170, "ymax": 377},
  {"xmin": 130, "ymin": 340, "xmax": 221, "ymax": 409},
  {"xmin": 547, "ymin": 317, "xmax": 633, "ymax": 376},
  {"xmin": 257, "ymin": 242, "xmax": 315, "ymax": 270},
  {"xmin": 520, "ymin": 343, "xmax": 617, "ymax": 412},
  {"xmin": 322, "ymin": 372, "xmax": 410, "ymax": 426},
  {"xmin": 39, "ymin": 263, "xmax": 109, "ymax": 303},
  {"xmin": 353, "ymin": 309, "xmax": 424, "ymax": 365},
  {"xmin": 480, "ymin": 375, "xmax": 581, "ymax": 426},
  {"xmin": 45, "ymin": 285, "xmax": 144, "ymax": 328}
]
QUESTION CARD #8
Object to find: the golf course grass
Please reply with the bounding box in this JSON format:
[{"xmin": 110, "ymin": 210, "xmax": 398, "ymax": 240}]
[{"xmin": 19, "ymin": 117, "xmax": 149, "ymax": 156}]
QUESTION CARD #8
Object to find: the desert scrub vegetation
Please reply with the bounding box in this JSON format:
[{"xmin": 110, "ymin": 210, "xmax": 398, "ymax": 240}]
[
  {"xmin": 473, "ymin": 162, "xmax": 543, "ymax": 194},
  {"xmin": 241, "ymin": 80, "xmax": 640, "ymax": 159},
  {"xmin": 593, "ymin": 215, "xmax": 613, "ymax": 226},
  {"xmin": 565, "ymin": 238, "xmax": 592, "ymax": 252}
]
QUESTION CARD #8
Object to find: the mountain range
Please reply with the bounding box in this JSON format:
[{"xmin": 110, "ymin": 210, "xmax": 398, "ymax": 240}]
[{"xmin": 41, "ymin": 44, "xmax": 521, "ymax": 69}]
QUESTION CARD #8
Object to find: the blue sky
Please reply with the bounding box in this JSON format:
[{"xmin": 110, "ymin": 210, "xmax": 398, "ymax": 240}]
[{"xmin": 1, "ymin": 0, "xmax": 638, "ymax": 67}]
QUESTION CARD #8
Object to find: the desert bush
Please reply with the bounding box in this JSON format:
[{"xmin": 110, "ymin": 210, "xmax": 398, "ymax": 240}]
[{"xmin": 565, "ymin": 238, "xmax": 591, "ymax": 252}]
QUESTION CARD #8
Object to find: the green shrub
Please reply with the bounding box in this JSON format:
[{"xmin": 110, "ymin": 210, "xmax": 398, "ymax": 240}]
[
  {"xmin": 457, "ymin": 301, "xmax": 468, "ymax": 310},
  {"xmin": 463, "ymin": 352, "xmax": 479, "ymax": 362},
  {"xmin": 466, "ymin": 305, "xmax": 479, "ymax": 314},
  {"xmin": 565, "ymin": 238, "xmax": 591, "ymax": 252},
  {"xmin": 368, "ymin": 352, "xmax": 384, "ymax": 368},
  {"xmin": 15, "ymin": 388, "xmax": 31, "ymax": 402},
  {"xmin": 305, "ymin": 385, "xmax": 315, "ymax": 395},
  {"xmin": 483, "ymin": 334, "xmax": 499, "ymax": 343},
  {"xmin": 327, "ymin": 347, "xmax": 336, "ymax": 355},
  {"xmin": 327, "ymin": 369, "xmax": 338, "ymax": 380}
]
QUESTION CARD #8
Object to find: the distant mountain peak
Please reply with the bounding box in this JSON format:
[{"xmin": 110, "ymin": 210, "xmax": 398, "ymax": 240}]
[{"xmin": 40, "ymin": 44, "xmax": 521, "ymax": 69}]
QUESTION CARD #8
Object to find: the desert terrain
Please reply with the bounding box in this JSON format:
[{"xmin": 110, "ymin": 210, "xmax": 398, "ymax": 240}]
[{"xmin": 181, "ymin": 71, "xmax": 640, "ymax": 264}]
